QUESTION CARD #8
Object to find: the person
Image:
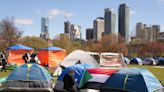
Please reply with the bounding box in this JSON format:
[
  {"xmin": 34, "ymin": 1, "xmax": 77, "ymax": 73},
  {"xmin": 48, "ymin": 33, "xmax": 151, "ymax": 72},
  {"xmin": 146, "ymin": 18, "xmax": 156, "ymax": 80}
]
[
  {"xmin": 1, "ymin": 51, "xmax": 7, "ymax": 72},
  {"xmin": 30, "ymin": 51, "xmax": 41, "ymax": 64},
  {"xmin": 23, "ymin": 51, "xmax": 31, "ymax": 63},
  {"xmin": 63, "ymin": 70, "xmax": 78, "ymax": 92}
]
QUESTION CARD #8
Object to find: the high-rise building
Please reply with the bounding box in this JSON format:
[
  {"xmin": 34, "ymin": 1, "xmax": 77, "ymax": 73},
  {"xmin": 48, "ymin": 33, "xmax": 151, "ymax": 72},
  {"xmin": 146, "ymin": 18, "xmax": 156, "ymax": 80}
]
[
  {"xmin": 40, "ymin": 17, "xmax": 49, "ymax": 40},
  {"xmin": 145, "ymin": 27, "xmax": 154, "ymax": 42},
  {"xmin": 64, "ymin": 21, "xmax": 71, "ymax": 34},
  {"xmin": 118, "ymin": 4, "xmax": 130, "ymax": 44},
  {"xmin": 86, "ymin": 28, "xmax": 94, "ymax": 40},
  {"xmin": 64, "ymin": 20, "xmax": 81, "ymax": 40},
  {"xmin": 104, "ymin": 8, "xmax": 116, "ymax": 35},
  {"xmin": 93, "ymin": 17, "xmax": 104, "ymax": 41},
  {"xmin": 152, "ymin": 25, "xmax": 160, "ymax": 40}
]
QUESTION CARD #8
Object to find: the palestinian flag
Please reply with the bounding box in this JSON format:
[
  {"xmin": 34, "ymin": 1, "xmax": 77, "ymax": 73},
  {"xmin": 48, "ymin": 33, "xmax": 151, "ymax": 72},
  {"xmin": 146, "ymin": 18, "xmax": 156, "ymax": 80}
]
[{"xmin": 87, "ymin": 68, "xmax": 119, "ymax": 83}]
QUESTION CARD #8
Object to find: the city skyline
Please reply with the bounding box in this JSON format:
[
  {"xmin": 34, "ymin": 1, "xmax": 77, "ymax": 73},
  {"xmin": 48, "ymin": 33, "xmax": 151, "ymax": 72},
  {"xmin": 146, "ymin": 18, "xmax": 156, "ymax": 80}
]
[{"xmin": 0, "ymin": 0, "xmax": 164, "ymax": 39}]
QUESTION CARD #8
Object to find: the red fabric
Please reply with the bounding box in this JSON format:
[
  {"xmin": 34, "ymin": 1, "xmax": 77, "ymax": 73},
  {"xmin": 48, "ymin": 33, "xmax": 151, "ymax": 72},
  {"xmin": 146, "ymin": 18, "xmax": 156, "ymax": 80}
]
[
  {"xmin": 38, "ymin": 50, "xmax": 66, "ymax": 68},
  {"xmin": 7, "ymin": 50, "xmax": 33, "ymax": 66},
  {"xmin": 87, "ymin": 68, "xmax": 119, "ymax": 75}
]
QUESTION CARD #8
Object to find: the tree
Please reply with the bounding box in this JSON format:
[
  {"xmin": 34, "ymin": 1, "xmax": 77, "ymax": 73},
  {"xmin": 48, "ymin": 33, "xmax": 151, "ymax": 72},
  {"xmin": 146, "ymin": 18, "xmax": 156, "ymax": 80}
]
[
  {"xmin": 52, "ymin": 35, "xmax": 81, "ymax": 53},
  {"xmin": 0, "ymin": 18, "xmax": 23, "ymax": 50},
  {"xmin": 20, "ymin": 36, "xmax": 48, "ymax": 50}
]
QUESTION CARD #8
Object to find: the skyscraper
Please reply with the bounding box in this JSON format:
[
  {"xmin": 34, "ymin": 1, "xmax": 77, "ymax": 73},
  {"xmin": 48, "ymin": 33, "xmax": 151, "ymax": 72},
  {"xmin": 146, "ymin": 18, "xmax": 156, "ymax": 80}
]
[
  {"xmin": 64, "ymin": 21, "xmax": 71, "ymax": 34},
  {"xmin": 119, "ymin": 4, "xmax": 130, "ymax": 44},
  {"xmin": 104, "ymin": 8, "xmax": 116, "ymax": 35},
  {"xmin": 86, "ymin": 28, "xmax": 94, "ymax": 40},
  {"xmin": 93, "ymin": 17, "xmax": 104, "ymax": 41},
  {"xmin": 152, "ymin": 25, "xmax": 160, "ymax": 40},
  {"xmin": 40, "ymin": 17, "xmax": 49, "ymax": 40}
]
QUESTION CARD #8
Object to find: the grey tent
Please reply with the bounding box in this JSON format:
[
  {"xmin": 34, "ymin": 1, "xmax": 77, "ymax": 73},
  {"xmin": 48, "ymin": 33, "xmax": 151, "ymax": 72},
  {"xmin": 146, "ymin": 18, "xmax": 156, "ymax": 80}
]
[{"xmin": 53, "ymin": 50, "xmax": 99, "ymax": 76}]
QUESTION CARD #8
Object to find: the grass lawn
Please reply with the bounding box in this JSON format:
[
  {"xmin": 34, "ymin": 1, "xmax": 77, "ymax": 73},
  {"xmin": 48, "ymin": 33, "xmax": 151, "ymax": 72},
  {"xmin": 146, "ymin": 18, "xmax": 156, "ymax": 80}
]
[
  {"xmin": 128, "ymin": 65, "xmax": 164, "ymax": 84},
  {"xmin": 1, "ymin": 65, "xmax": 164, "ymax": 84}
]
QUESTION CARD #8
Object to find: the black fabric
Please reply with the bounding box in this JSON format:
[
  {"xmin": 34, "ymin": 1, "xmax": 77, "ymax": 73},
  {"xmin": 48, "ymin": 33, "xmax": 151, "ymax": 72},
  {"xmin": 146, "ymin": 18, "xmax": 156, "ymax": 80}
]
[
  {"xmin": 1, "ymin": 54, "xmax": 6, "ymax": 72},
  {"xmin": 63, "ymin": 74, "xmax": 76, "ymax": 92},
  {"xmin": 81, "ymin": 82, "xmax": 103, "ymax": 90}
]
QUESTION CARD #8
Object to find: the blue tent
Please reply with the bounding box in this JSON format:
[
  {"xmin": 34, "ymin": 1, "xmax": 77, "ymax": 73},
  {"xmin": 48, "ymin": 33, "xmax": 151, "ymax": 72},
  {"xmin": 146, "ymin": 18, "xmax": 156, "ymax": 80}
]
[
  {"xmin": 7, "ymin": 63, "xmax": 52, "ymax": 81},
  {"xmin": 100, "ymin": 68, "xmax": 163, "ymax": 92},
  {"xmin": 58, "ymin": 64, "xmax": 95, "ymax": 86},
  {"xmin": 40, "ymin": 46, "xmax": 63, "ymax": 51},
  {"xmin": 158, "ymin": 57, "xmax": 164, "ymax": 65},
  {"xmin": 130, "ymin": 57, "xmax": 143, "ymax": 65},
  {"xmin": 7, "ymin": 44, "xmax": 33, "ymax": 50}
]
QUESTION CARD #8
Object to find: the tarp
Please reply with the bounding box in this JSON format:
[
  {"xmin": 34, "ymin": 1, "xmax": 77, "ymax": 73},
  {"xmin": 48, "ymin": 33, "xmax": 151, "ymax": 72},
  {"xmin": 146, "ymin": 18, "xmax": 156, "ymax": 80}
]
[
  {"xmin": 130, "ymin": 57, "xmax": 143, "ymax": 65},
  {"xmin": 7, "ymin": 44, "xmax": 33, "ymax": 66},
  {"xmin": 38, "ymin": 46, "xmax": 66, "ymax": 68},
  {"xmin": 58, "ymin": 64, "xmax": 95, "ymax": 85},
  {"xmin": 100, "ymin": 68, "xmax": 163, "ymax": 92},
  {"xmin": 7, "ymin": 44, "xmax": 33, "ymax": 50}
]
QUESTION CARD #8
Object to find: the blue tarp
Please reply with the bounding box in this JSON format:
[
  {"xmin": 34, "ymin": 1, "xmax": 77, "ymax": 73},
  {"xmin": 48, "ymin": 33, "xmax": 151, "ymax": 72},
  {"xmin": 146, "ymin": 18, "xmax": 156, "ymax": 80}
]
[
  {"xmin": 7, "ymin": 63, "xmax": 52, "ymax": 81},
  {"xmin": 101, "ymin": 68, "xmax": 163, "ymax": 92},
  {"xmin": 7, "ymin": 44, "xmax": 33, "ymax": 50},
  {"xmin": 40, "ymin": 46, "xmax": 63, "ymax": 51},
  {"xmin": 58, "ymin": 64, "xmax": 95, "ymax": 86}
]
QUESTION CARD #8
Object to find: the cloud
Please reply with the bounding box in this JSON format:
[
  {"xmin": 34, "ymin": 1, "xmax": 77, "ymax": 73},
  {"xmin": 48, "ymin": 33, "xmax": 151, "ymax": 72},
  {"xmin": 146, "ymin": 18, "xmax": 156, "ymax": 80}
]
[
  {"xmin": 15, "ymin": 18, "xmax": 33, "ymax": 25},
  {"xmin": 130, "ymin": 10, "xmax": 136, "ymax": 16},
  {"xmin": 48, "ymin": 8, "xmax": 74, "ymax": 18}
]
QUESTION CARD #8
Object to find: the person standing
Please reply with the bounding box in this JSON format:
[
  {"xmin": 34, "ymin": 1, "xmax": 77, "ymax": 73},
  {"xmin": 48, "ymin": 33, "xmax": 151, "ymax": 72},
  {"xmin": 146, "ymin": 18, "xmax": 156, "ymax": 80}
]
[
  {"xmin": 23, "ymin": 51, "xmax": 31, "ymax": 63},
  {"xmin": 1, "ymin": 51, "xmax": 7, "ymax": 72}
]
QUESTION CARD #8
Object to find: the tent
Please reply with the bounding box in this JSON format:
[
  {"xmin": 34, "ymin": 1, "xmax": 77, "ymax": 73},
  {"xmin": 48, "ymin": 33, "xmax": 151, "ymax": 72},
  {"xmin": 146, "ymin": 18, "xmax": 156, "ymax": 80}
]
[
  {"xmin": 60, "ymin": 50, "xmax": 99, "ymax": 67},
  {"xmin": 158, "ymin": 57, "xmax": 164, "ymax": 65},
  {"xmin": 54, "ymin": 64, "xmax": 95, "ymax": 91},
  {"xmin": 130, "ymin": 57, "xmax": 143, "ymax": 65},
  {"xmin": 100, "ymin": 68, "xmax": 163, "ymax": 92},
  {"xmin": 53, "ymin": 50, "xmax": 99, "ymax": 76},
  {"xmin": 0, "ymin": 63, "xmax": 53, "ymax": 92},
  {"xmin": 7, "ymin": 44, "xmax": 33, "ymax": 66},
  {"xmin": 143, "ymin": 58, "xmax": 157, "ymax": 65},
  {"xmin": 124, "ymin": 57, "xmax": 130, "ymax": 64},
  {"xmin": 38, "ymin": 46, "xmax": 66, "ymax": 68}
]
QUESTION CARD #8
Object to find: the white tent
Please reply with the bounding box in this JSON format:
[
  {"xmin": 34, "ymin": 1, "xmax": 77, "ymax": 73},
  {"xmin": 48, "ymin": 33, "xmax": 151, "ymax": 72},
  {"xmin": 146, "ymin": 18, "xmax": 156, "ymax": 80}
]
[
  {"xmin": 60, "ymin": 50, "xmax": 99, "ymax": 67},
  {"xmin": 53, "ymin": 50, "xmax": 99, "ymax": 76}
]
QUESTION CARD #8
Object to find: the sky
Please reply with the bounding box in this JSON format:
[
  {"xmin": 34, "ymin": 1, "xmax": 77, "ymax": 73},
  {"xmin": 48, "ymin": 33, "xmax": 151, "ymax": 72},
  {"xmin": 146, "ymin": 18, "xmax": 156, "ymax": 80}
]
[{"xmin": 0, "ymin": 0, "xmax": 164, "ymax": 39}]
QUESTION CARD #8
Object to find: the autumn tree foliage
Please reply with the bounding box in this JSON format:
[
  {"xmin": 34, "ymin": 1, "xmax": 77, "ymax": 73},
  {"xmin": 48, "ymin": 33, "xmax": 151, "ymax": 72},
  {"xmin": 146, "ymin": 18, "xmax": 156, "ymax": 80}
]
[
  {"xmin": 84, "ymin": 34, "xmax": 128, "ymax": 55},
  {"xmin": 52, "ymin": 35, "xmax": 81, "ymax": 53},
  {"xmin": 20, "ymin": 36, "xmax": 48, "ymax": 50},
  {"xmin": 0, "ymin": 18, "xmax": 23, "ymax": 50}
]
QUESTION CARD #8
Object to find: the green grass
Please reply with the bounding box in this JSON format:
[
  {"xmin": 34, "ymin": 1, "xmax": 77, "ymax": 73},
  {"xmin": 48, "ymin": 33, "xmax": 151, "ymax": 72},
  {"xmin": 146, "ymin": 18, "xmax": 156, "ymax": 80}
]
[
  {"xmin": 128, "ymin": 65, "xmax": 164, "ymax": 84},
  {"xmin": 1, "ymin": 65, "xmax": 164, "ymax": 85}
]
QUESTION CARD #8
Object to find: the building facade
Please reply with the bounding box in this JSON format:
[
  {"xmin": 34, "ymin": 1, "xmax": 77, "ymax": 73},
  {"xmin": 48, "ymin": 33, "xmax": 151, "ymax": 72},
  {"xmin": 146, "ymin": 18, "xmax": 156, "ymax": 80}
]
[
  {"xmin": 93, "ymin": 17, "xmax": 104, "ymax": 41},
  {"xmin": 118, "ymin": 4, "xmax": 130, "ymax": 44},
  {"xmin": 86, "ymin": 28, "xmax": 94, "ymax": 40},
  {"xmin": 40, "ymin": 17, "xmax": 49, "ymax": 40},
  {"xmin": 104, "ymin": 8, "xmax": 116, "ymax": 35}
]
